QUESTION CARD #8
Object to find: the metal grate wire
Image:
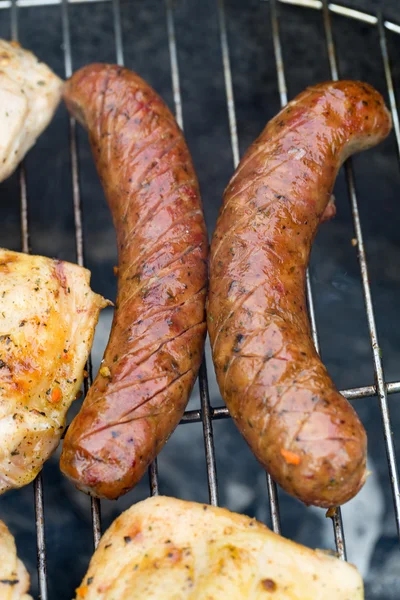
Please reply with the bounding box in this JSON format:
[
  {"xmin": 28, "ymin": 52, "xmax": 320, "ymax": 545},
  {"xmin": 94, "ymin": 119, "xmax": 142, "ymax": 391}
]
[
  {"xmin": 10, "ymin": 2, "xmax": 48, "ymax": 598},
  {"xmin": 61, "ymin": 0, "xmax": 103, "ymax": 565},
  {"xmin": 321, "ymin": 0, "xmax": 400, "ymax": 540},
  {"xmin": 165, "ymin": 0, "xmax": 219, "ymax": 508},
  {"xmin": 5, "ymin": 0, "xmax": 400, "ymax": 595},
  {"xmin": 270, "ymin": 0, "xmax": 348, "ymax": 557}
]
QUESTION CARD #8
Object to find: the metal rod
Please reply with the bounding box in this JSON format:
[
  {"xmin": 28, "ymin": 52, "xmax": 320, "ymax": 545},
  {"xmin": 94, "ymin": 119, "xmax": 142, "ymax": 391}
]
[
  {"xmin": 34, "ymin": 475, "xmax": 48, "ymax": 600},
  {"xmin": 306, "ymin": 273, "xmax": 320, "ymax": 351},
  {"xmin": 217, "ymin": 0, "xmax": 283, "ymax": 529},
  {"xmin": 112, "ymin": 0, "xmax": 124, "ymax": 66},
  {"xmin": 276, "ymin": 0, "xmax": 377, "ymax": 25},
  {"xmin": 332, "ymin": 509, "xmax": 347, "ymax": 560},
  {"xmin": 386, "ymin": 382, "xmax": 400, "ymax": 395},
  {"xmin": 328, "ymin": 3, "xmax": 377, "ymax": 24},
  {"xmin": 322, "ymin": 0, "xmax": 339, "ymax": 80},
  {"xmin": 61, "ymin": 0, "xmax": 72, "ymax": 78},
  {"xmin": 18, "ymin": 171, "xmax": 29, "ymax": 253},
  {"xmin": 322, "ymin": 0, "xmax": 400, "ymax": 538},
  {"xmin": 199, "ymin": 359, "xmax": 219, "ymax": 505},
  {"xmin": 180, "ymin": 377, "xmax": 400, "ymax": 424},
  {"xmin": 270, "ymin": 0, "xmax": 288, "ymax": 107},
  {"xmin": 61, "ymin": 380, "xmax": 393, "ymax": 430},
  {"xmin": 341, "ymin": 380, "xmax": 400, "ymax": 399},
  {"xmin": 271, "ymin": 0, "xmax": 347, "ymax": 556},
  {"xmin": 277, "ymin": 0, "xmax": 400, "ymax": 34},
  {"xmin": 165, "ymin": 0, "xmax": 219, "ymax": 505},
  {"xmin": 68, "ymin": 119, "xmax": 85, "ymax": 266},
  {"xmin": 90, "ymin": 498, "xmax": 102, "ymax": 548},
  {"xmin": 165, "ymin": 0, "xmax": 183, "ymax": 130},
  {"xmin": 11, "ymin": 1, "xmax": 30, "ymax": 254},
  {"xmin": 10, "ymin": 0, "xmax": 18, "ymax": 38},
  {"xmin": 1, "ymin": 0, "xmax": 111, "ymax": 7},
  {"xmin": 11, "ymin": 1, "xmax": 47, "ymax": 594},
  {"xmin": 3, "ymin": 0, "xmax": 400, "ymax": 35},
  {"xmin": 385, "ymin": 21, "xmax": 400, "ymax": 35},
  {"xmin": 61, "ymin": 0, "xmax": 84, "ymax": 264},
  {"xmin": 217, "ymin": 0, "xmax": 240, "ymax": 168},
  {"xmin": 149, "ymin": 459, "xmax": 160, "ymax": 496},
  {"xmin": 266, "ymin": 475, "xmax": 281, "ymax": 534},
  {"xmin": 378, "ymin": 13, "xmax": 400, "ymax": 163},
  {"xmin": 61, "ymin": 0, "xmax": 102, "ymax": 548}
]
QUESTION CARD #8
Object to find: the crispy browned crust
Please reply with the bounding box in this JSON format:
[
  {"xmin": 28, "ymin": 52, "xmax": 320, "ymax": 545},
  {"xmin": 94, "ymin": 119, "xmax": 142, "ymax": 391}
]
[
  {"xmin": 60, "ymin": 64, "xmax": 208, "ymax": 499},
  {"xmin": 208, "ymin": 81, "xmax": 391, "ymax": 507}
]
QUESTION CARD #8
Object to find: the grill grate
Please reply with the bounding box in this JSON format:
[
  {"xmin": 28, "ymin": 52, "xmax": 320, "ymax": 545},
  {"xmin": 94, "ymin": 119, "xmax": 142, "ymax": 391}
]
[{"xmin": 3, "ymin": 0, "xmax": 400, "ymax": 598}]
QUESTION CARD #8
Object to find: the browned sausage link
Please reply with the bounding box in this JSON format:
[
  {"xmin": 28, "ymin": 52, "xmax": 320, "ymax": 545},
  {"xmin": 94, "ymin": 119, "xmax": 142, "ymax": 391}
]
[
  {"xmin": 208, "ymin": 81, "xmax": 391, "ymax": 508},
  {"xmin": 60, "ymin": 64, "xmax": 208, "ymax": 500}
]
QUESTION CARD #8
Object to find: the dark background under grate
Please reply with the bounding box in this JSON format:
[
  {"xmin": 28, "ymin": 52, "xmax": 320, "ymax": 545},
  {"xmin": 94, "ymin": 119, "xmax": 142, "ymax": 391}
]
[{"xmin": 0, "ymin": 1, "xmax": 400, "ymax": 598}]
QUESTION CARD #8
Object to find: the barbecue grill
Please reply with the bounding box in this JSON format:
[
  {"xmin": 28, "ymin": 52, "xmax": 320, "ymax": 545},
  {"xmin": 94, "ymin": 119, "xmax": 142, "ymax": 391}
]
[{"xmin": 0, "ymin": 0, "xmax": 399, "ymax": 598}]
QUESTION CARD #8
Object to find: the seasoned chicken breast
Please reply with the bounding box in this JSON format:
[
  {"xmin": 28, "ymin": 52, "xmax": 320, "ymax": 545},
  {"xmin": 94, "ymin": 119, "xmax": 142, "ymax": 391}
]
[
  {"xmin": 76, "ymin": 496, "xmax": 364, "ymax": 600},
  {"xmin": 0, "ymin": 249, "xmax": 108, "ymax": 493},
  {"xmin": 0, "ymin": 520, "xmax": 32, "ymax": 600},
  {"xmin": 0, "ymin": 39, "xmax": 62, "ymax": 182}
]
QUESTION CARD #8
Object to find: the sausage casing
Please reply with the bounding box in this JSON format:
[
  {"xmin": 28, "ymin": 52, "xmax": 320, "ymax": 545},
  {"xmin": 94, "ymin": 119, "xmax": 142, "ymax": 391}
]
[
  {"xmin": 208, "ymin": 81, "xmax": 391, "ymax": 507},
  {"xmin": 60, "ymin": 65, "xmax": 208, "ymax": 499}
]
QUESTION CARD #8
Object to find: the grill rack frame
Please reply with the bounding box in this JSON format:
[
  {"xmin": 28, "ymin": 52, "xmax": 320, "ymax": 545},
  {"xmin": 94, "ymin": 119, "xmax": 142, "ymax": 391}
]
[{"xmin": 4, "ymin": 0, "xmax": 400, "ymax": 597}]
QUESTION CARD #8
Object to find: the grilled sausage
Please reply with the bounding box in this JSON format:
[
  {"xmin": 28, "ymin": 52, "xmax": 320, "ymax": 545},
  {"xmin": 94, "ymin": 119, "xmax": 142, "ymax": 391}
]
[
  {"xmin": 208, "ymin": 81, "xmax": 391, "ymax": 508},
  {"xmin": 60, "ymin": 64, "xmax": 208, "ymax": 499}
]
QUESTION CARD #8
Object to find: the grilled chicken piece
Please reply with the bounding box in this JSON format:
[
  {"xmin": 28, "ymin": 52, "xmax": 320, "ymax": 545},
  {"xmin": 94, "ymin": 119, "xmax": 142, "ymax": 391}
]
[
  {"xmin": 0, "ymin": 39, "xmax": 62, "ymax": 183},
  {"xmin": 0, "ymin": 249, "xmax": 108, "ymax": 494},
  {"xmin": 76, "ymin": 496, "xmax": 364, "ymax": 600},
  {"xmin": 0, "ymin": 520, "xmax": 32, "ymax": 600}
]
